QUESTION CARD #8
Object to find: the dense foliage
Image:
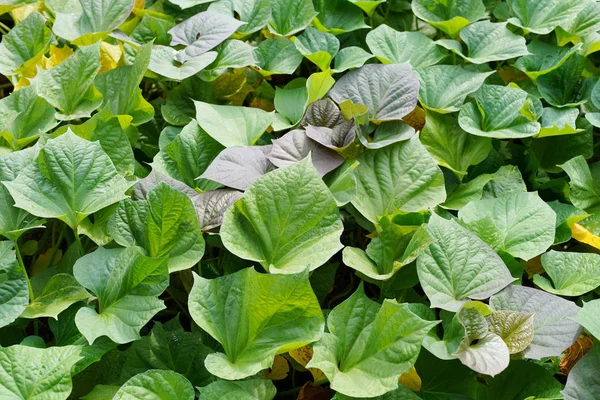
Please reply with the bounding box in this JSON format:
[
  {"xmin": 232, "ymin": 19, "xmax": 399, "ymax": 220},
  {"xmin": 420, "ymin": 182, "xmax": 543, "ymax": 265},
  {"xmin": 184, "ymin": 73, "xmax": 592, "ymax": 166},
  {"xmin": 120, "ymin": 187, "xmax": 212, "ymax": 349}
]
[{"xmin": 1, "ymin": 0, "xmax": 600, "ymax": 399}]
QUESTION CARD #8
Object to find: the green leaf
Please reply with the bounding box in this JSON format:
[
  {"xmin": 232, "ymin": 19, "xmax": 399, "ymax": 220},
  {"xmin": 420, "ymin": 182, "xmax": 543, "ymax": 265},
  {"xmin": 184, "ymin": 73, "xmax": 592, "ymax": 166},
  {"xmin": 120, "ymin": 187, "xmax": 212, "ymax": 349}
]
[
  {"xmin": 0, "ymin": 85, "xmax": 57, "ymax": 150},
  {"xmin": 560, "ymin": 155, "xmax": 600, "ymax": 213},
  {"xmin": 0, "ymin": 11, "xmax": 52, "ymax": 77},
  {"xmin": 121, "ymin": 321, "xmax": 214, "ymax": 387},
  {"xmin": 220, "ymin": 157, "xmax": 343, "ymax": 274},
  {"xmin": 486, "ymin": 310, "xmax": 534, "ymax": 354},
  {"xmin": 268, "ymin": 0, "xmax": 317, "ymax": 36},
  {"xmin": 3, "ymin": 130, "xmax": 132, "ymax": 230},
  {"xmin": 458, "ymin": 192, "xmax": 556, "ymax": 260},
  {"xmin": 343, "ymin": 215, "xmax": 432, "ymax": 281},
  {"xmin": 437, "ymin": 21, "xmax": 529, "ymax": 64},
  {"xmin": 0, "ymin": 146, "xmax": 46, "ymax": 241},
  {"xmin": 169, "ymin": 0, "xmax": 217, "ymax": 9},
  {"xmin": 490, "ymin": 285, "xmax": 582, "ymax": 359},
  {"xmin": 73, "ymin": 247, "xmax": 169, "ymax": 344},
  {"xmin": 417, "ymin": 214, "xmax": 514, "ymax": 311},
  {"xmin": 189, "ymin": 267, "xmax": 324, "ymax": 379},
  {"xmin": 209, "ymin": 0, "xmax": 270, "ymax": 36},
  {"xmin": 194, "ymin": 101, "xmax": 274, "ymax": 147},
  {"xmin": 0, "ymin": 241, "xmax": 28, "ymax": 329},
  {"xmin": 537, "ymin": 107, "xmax": 583, "ymax": 138},
  {"xmin": 537, "ymin": 54, "xmax": 593, "ymax": 108},
  {"xmin": 534, "ymin": 250, "xmax": 600, "ymax": 296},
  {"xmin": 312, "ymin": 0, "xmax": 369, "ymax": 35},
  {"xmin": 108, "ymin": 182, "xmax": 205, "ymax": 273},
  {"xmin": 562, "ymin": 341, "xmax": 600, "ymax": 400},
  {"xmin": 254, "ymin": 37, "xmax": 303, "ymax": 76},
  {"xmin": 514, "ymin": 40, "xmax": 582, "ymax": 82},
  {"xmin": 412, "ymin": 0, "xmax": 486, "ymax": 38},
  {"xmin": 114, "ymin": 370, "xmax": 194, "ymax": 400},
  {"xmin": 148, "ymin": 46, "xmax": 217, "ymax": 81},
  {"xmin": 324, "ymin": 160, "xmax": 358, "ymax": 206},
  {"xmin": 351, "ymin": 136, "xmax": 446, "ymax": 223},
  {"xmin": 168, "ymin": 10, "xmax": 243, "ymax": 63},
  {"xmin": 131, "ymin": 15, "xmax": 175, "ymax": 46},
  {"xmin": 20, "ymin": 274, "xmax": 90, "ymax": 320},
  {"xmin": 416, "ymin": 65, "xmax": 493, "ymax": 114},
  {"xmin": 348, "ymin": 0, "xmax": 385, "ymax": 17},
  {"xmin": 458, "ymin": 84, "xmax": 541, "ymax": 138},
  {"xmin": 198, "ymin": 379, "xmax": 276, "ymax": 400},
  {"xmin": 151, "ymin": 121, "xmax": 224, "ymax": 190},
  {"xmin": 574, "ymin": 299, "xmax": 600, "ymax": 339},
  {"xmin": 95, "ymin": 42, "xmax": 154, "ymax": 126},
  {"xmin": 366, "ymin": 24, "xmax": 446, "ymax": 68},
  {"xmin": 477, "ymin": 360, "xmax": 563, "ymax": 400},
  {"xmin": 507, "ymin": 0, "xmax": 586, "ymax": 35},
  {"xmin": 51, "ymin": 0, "xmax": 135, "ymax": 43},
  {"xmin": 306, "ymin": 285, "xmax": 438, "ymax": 398},
  {"xmin": 454, "ymin": 308, "xmax": 510, "ymax": 376},
  {"xmin": 294, "ymin": 26, "xmax": 339, "ymax": 70},
  {"xmin": 329, "ymin": 63, "xmax": 419, "ymax": 122},
  {"xmin": 0, "ymin": 344, "xmax": 86, "ymax": 399},
  {"xmin": 332, "ymin": 46, "xmax": 373, "ymax": 73},
  {"xmin": 31, "ymin": 43, "xmax": 103, "ymax": 120},
  {"xmin": 421, "ymin": 112, "xmax": 492, "ymax": 179}
]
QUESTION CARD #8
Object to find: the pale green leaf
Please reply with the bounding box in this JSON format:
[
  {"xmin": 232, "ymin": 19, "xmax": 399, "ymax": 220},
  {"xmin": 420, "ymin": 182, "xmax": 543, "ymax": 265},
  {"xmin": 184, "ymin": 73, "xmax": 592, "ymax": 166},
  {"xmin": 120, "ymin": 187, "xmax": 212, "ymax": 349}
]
[
  {"xmin": 562, "ymin": 342, "xmax": 600, "ymax": 400},
  {"xmin": 312, "ymin": 0, "xmax": 369, "ymax": 35},
  {"xmin": 254, "ymin": 37, "xmax": 303, "ymax": 76},
  {"xmin": 507, "ymin": 0, "xmax": 586, "ymax": 34},
  {"xmin": 0, "ymin": 241, "xmax": 28, "ymax": 329},
  {"xmin": 268, "ymin": 0, "xmax": 317, "ymax": 36},
  {"xmin": 486, "ymin": 310, "xmax": 534, "ymax": 354},
  {"xmin": 198, "ymin": 379, "xmax": 276, "ymax": 400},
  {"xmin": 560, "ymin": 155, "xmax": 600, "ymax": 213},
  {"xmin": 534, "ymin": 250, "xmax": 600, "ymax": 296},
  {"xmin": 412, "ymin": 0, "xmax": 486, "ymax": 38},
  {"xmin": 332, "ymin": 46, "xmax": 373, "ymax": 73},
  {"xmin": 20, "ymin": 274, "xmax": 90, "ymax": 320},
  {"xmin": 114, "ymin": 370, "xmax": 194, "ymax": 400},
  {"xmin": 148, "ymin": 46, "xmax": 218, "ymax": 81},
  {"xmin": 294, "ymin": 26, "xmax": 339, "ymax": 70},
  {"xmin": 514, "ymin": 40, "xmax": 582, "ymax": 82}
]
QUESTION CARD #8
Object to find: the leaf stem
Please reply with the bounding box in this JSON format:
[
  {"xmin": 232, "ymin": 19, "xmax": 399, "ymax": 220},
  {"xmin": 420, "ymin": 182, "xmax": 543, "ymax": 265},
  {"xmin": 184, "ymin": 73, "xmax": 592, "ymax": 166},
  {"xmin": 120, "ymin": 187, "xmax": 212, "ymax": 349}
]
[
  {"xmin": 74, "ymin": 229, "xmax": 85, "ymax": 254},
  {"xmin": 0, "ymin": 21, "xmax": 11, "ymax": 33},
  {"xmin": 48, "ymin": 229, "xmax": 65, "ymax": 267},
  {"xmin": 14, "ymin": 242, "xmax": 34, "ymax": 303}
]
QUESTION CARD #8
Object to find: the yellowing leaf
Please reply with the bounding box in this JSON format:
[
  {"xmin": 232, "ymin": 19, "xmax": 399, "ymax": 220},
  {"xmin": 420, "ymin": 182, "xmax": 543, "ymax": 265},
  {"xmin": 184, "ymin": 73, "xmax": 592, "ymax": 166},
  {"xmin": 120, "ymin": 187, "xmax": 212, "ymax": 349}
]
[
  {"xmin": 402, "ymin": 106, "xmax": 426, "ymax": 132},
  {"xmin": 9, "ymin": 4, "xmax": 38, "ymax": 23},
  {"xmin": 99, "ymin": 42, "xmax": 123, "ymax": 74},
  {"xmin": 525, "ymin": 255, "xmax": 544, "ymax": 279},
  {"xmin": 462, "ymin": 300, "xmax": 493, "ymax": 316},
  {"xmin": 571, "ymin": 223, "xmax": 600, "ymax": 250},
  {"xmin": 289, "ymin": 346, "xmax": 326, "ymax": 382},
  {"xmin": 398, "ymin": 367, "xmax": 421, "ymax": 391},
  {"xmin": 32, "ymin": 248, "xmax": 63, "ymax": 276},
  {"xmin": 262, "ymin": 355, "xmax": 290, "ymax": 381},
  {"xmin": 46, "ymin": 45, "xmax": 75, "ymax": 69}
]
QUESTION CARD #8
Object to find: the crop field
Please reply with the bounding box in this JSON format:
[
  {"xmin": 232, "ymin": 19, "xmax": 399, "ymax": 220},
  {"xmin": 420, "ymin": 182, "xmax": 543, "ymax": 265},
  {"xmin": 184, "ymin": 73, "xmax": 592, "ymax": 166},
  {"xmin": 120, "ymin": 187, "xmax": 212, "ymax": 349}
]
[{"xmin": 0, "ymin": 0, "xmax": 600, "ymax": 399}]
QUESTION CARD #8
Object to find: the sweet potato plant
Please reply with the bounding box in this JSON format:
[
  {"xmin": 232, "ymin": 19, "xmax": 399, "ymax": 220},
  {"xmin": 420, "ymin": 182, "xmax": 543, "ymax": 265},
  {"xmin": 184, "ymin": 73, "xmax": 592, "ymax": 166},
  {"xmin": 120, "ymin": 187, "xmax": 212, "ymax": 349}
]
[{"xmin": 0, "ymin": 0, "xmax": 600, "ymax": 399}]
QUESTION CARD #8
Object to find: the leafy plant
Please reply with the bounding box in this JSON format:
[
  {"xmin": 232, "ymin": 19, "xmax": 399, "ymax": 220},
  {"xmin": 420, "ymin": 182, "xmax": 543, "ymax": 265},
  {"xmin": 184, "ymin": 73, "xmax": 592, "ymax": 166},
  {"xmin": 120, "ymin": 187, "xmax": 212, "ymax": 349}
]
[{"xmin": 1, "ymin": 1, "xmax": 600, "ymax": 399}]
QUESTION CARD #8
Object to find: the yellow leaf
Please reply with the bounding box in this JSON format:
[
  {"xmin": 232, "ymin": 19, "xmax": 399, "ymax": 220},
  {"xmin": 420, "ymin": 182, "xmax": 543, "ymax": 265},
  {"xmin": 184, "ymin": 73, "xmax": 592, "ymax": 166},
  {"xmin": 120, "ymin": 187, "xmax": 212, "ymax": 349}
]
[
  {"xmin": 99, "ymin": 42, "xmax": 123, "ymax": 74},
  {"xmin": 402, "ymin": 106, "xmax": 425, "ymax": 132},
  {"xmin": 46, "ymin": 45, "xmax": 75, "ymax": 69},
  {"xmin": 571, "ymin": 223, "xmax": 600, "ymax": 250},
  {"xmin": 289, "ymin": 346, "xmax": 326, "ymax": 382},
  {"xmin": 339, "ymin": 99, "xmax": 368, "ymax": 120},
  {"xmin": 398, "ymin": 367, "xmax": 422, "ymax": 391},
  {"xmin": 262, "ymin": 355, "xmax": 289, "ymax": 381},
  {"xmin": 462, "ymin": 300, "xmax": 492, "ymax": 316},
  {"xmin": 9, "ymin": 4, "xmax": 38, "ymax": 23}
]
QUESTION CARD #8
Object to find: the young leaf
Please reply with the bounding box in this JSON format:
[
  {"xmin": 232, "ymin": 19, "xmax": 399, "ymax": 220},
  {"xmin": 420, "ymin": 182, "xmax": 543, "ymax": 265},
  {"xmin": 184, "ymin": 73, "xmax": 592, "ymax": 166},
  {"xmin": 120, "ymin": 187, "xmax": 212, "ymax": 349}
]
[
  {"xmin": 168, "ymin": 11, "xmax": 244, "ymax": 63},
  {"xmin": 0, "ymin": 241, "xmax": 28, "ymax": 329},
  {"xmin": 268, "ymin": 0, "xmax": 318, "ymax": 36},
  {"xmin": 188, "ymin": 268, "xmax": 324, "ymax": 379},
  {"xmin": 220, "ymin": 157, "xmax": 343, "ymax": 274},
  {"xmin": 51, "ymin": 0, "xmax": 135, "ymax": 43},
  {"xmin": 20, "ymin": 274, "xmax": 90, "ymax": 319},
  {"xmin": 194, "ymin": 101, "xmax": 274, "ymax": 147},
  {"xmin": 31, "ymin": 43, "xmax": 103, "ymax": 120},
  {"xmin": 454, "ymin": 308, "xmax": 510, "ymax": 377},
  {"xmin": 421, "ymin": 112, "xmax": 492, "ymax": 179},
  {"xmin": 329, "ymin": 63, "xmax": 420, "ymax": 123},
  {"xmin": 121, "ymin": 321, "xmax": 214, "ymax": 387},
  {"xmin": 306, "ymin": 285, "xmax": 438, "ymax": 397},
  {"xmin": 534, "ymin": 250, "xmax": 600, "ymax": 296},
  {"xmin": 351, "ymin": 136, "xmax": 446, "ymax": 223},
  {"xmin": 490, "ymin": 285, "xmax": 582, "ymax": 359},
  {"xmin": 198, "ymin": 379, "xmax": 276, "ymax": 400},
  {"xmin": 458, "ymin": 84, "xmax": 541, "ymax": 138},
  {"xmin": 0, "ymin": 345, "xmax": 86, "ymax": 399},
  {"xmin": 199, "ymin": 146, "xmax": 273, "ymax": 190},
  {"xmin": 294, "ymin": 26, "xmax": 339, "ymax": 71},
  {"xmin": 114, "ymin": 370, "xmax": 194, "ymax": 400},
  {"xmin": 3, "ymin": 130, "xmax": 132, "ymax": 230},
  {"xmin": 560, "ymin": 156, "xmax": 600, "ymax": 213},
  {"xmin": 486, "ymin": 310, "xmax": 534, "ymax": 354},
  {"xmin": 437, "ymin": 21, "xmax": 529, "ymax": 64},
  {"xmin": 417, "ymin": 214, "xmax": 514, "ymax": 311},
  {"xmin": 366, "ymin": 24, "xmax": 446, "ymax": 68},
  {"xmin": 73, "ymin": 247, "xmax": 169, "ymax": 344},
  {"xmin": 412, "ymin": 0, "xmax": 486, "ymax": 38},
  {"xmin": 108, "ymin": 182, "xmax": 205, "ymax": 273},
  {"xmin": 95, "ymin": 42, "xmax": 154, "ymax": 126},
  {"xmin": 416, "ymin": 65, "xmax": 494, "ymax": 114},
  {"xmin": 151, "ymin": 121, "xmax": 224, "ymax": 190},
  {"xmin": 458, "ymin": 192, "xmax": 556, "ymax": 261}
]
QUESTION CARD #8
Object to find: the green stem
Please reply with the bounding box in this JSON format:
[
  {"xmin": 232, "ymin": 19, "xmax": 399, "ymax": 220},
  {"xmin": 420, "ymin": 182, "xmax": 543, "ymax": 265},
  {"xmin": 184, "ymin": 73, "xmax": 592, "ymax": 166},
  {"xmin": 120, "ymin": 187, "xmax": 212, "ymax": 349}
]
[
  {"xmin": 74, "ymin": 229, "xmax": 85, "ymax": 254},
  {"xmin": 48, "ymin": 229, "xmax": 65, "ymax": 267},
  {"xmin": 15, "ymin": 242, "xmax": 38, "ymax": 336},
  {"xmin": 166, "ymin": 287, "xmax": 191, "ymax": 319},
  {"xmin": 0, "ymin": 21, "xmax": 11, "ymax": 32}
]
